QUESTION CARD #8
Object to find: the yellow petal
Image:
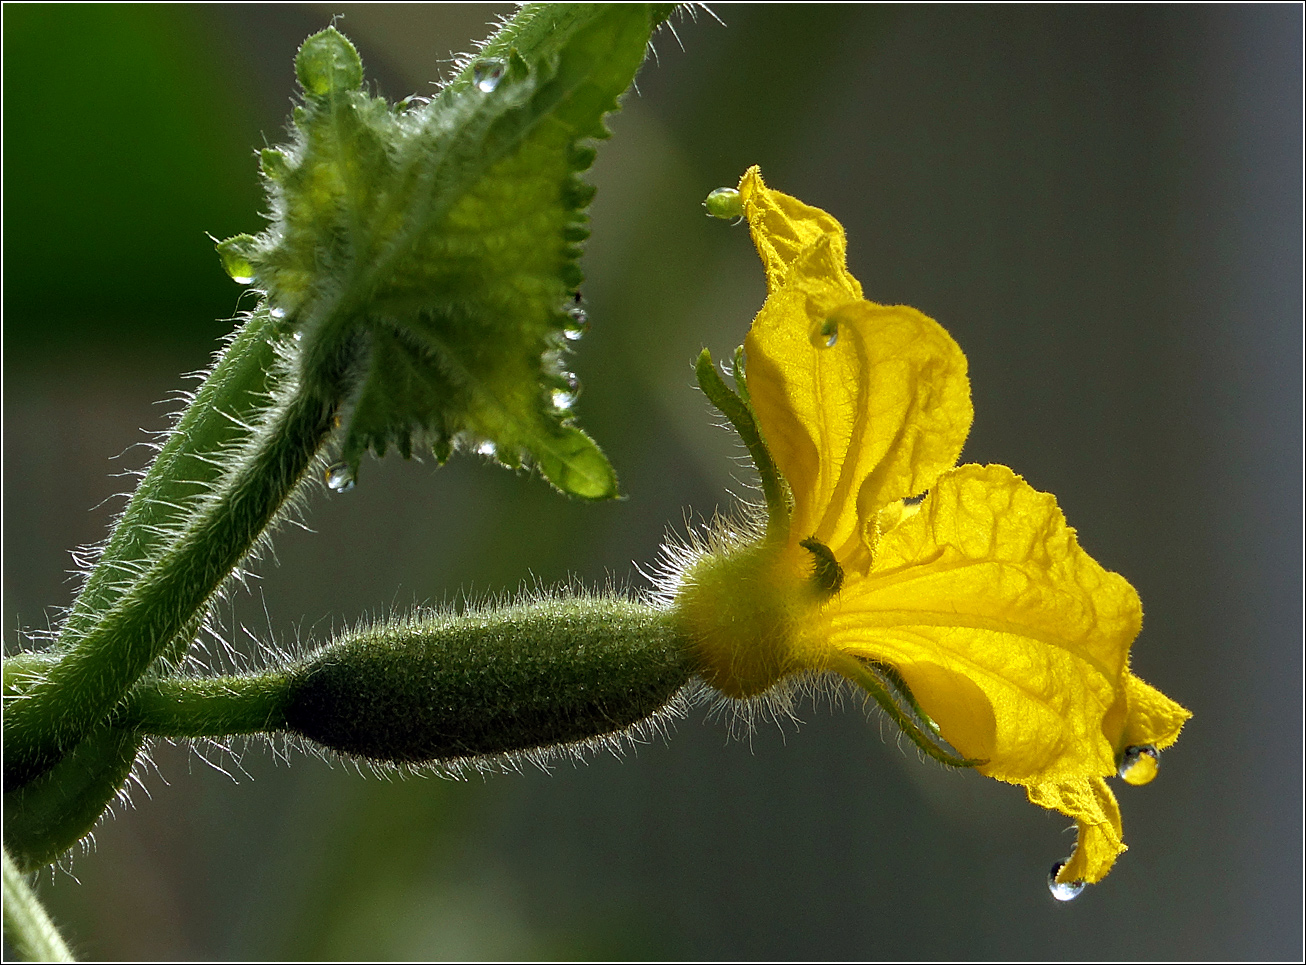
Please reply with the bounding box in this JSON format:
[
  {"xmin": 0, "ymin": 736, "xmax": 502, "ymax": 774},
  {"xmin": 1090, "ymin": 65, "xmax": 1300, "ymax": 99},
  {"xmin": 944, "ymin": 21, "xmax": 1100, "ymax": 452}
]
[
  {"xmin": 1120, "ymin": 672, "xmax": 1191, "ymax": 751},
  {"xmin": 824, "ymin": 464, "xmax": 1143, "ymax": 785},
  {"xmin": 745, "ymin": 294, "xmax": 972, "ymax": 568},
  {"xmin": 1028, "ymin": 777, "xmax": 1125, "ymax": 885},
  {"xmin": 738, "ymin": 165, "xmax": 861, "ymax": 298}
]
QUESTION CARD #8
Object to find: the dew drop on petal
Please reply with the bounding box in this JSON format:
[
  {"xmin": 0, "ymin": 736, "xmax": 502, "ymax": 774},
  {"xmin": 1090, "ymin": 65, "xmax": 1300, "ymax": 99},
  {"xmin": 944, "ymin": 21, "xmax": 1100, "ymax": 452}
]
[
  {"xmin": 324, "ymin": 462, "xmax": 355, "ymax": 493},
  {"xmin": 704, "ymin": 187, "xmax": 743, "ymax": 220},
  {"xmin": 1047, "ymin": 862, "xmax": 1086, "ymax": 902},
  {"xmin": 472, "ymin": 58, "xmax": 505, "ymax": 92},
  {"xmin": 1118, "ymin": 744, "xmax": 1160, "ymax": 786},
  {"xmin": 810, "ymin": 319, "xmax": 838, "ymax": 349}
]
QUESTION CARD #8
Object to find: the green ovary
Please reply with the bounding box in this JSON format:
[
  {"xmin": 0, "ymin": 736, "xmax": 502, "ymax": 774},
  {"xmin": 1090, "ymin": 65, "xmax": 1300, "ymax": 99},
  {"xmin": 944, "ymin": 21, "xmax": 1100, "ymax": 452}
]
[{"xmin": 674, "ymin": 543, "xmax": 818, "ymax": 699}]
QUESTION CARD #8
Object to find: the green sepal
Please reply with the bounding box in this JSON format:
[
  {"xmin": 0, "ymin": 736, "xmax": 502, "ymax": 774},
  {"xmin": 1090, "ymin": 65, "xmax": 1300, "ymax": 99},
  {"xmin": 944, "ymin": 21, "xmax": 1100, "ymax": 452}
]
[
  {"xmin": 695, "ymin": 348, "xmax": 789, "ymax": 539},
  {"xmin": 215, "ymin": 7, "xmax": 663, "ymax": 499},
  {"xmin": 833, "ymin": 654, "xmax": 984, "ymax": 770}
]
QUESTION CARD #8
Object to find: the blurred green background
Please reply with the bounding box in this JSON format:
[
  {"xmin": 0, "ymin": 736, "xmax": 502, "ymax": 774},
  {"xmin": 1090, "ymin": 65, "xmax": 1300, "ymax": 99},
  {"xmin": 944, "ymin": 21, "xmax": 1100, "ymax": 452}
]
[{"xmin": 4, "ymin": 3, "xmax": 1301, "ymax": 959}]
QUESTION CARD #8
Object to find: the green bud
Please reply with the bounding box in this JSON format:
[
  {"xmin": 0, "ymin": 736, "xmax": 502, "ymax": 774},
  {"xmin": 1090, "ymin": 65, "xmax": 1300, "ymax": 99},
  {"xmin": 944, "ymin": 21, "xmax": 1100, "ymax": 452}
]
[
  {"xmin": 284, "ymin": 597, "xmax": 691, "ymax": 765},
  {"xmin": 295, "ymin": 27, "xmax": 363, "ymax": 97}
]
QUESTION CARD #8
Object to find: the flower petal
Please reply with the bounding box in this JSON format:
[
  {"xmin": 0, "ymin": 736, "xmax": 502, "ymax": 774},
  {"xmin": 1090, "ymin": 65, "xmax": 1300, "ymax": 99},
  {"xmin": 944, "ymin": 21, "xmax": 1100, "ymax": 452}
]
[
  {"xmin": 746, "ymin": 295, "xmax": 972, "ymax": 568},
  {"xmin": 1121, "ymin": 672, "xmax": 1191, "ymax": 751},
  {"xmin": 738, "ymin": 166, "xmax": 860, "ymax": 298},
  {"xmin": 824, "ymin": 464, "xmax": 1142, "ymax": 785},
  {"xmin": 1028, "ymin": 777, "xmax": 1126, "ymax": 885}
]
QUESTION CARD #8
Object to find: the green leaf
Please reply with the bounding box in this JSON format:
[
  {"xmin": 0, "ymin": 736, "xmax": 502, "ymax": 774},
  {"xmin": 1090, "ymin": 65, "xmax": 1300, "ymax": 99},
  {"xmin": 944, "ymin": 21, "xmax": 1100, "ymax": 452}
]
[{"xmin": 217, "ymin": 5, "xmax": 662, "ymax": 499}]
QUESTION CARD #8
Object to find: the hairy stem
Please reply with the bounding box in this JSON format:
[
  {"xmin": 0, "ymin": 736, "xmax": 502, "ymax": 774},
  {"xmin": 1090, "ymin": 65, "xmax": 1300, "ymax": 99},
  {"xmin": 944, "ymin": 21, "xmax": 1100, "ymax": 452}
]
[
  {"xmin": 113, "ymin": 673, "xmax": 292, "ymax": 738},
  {"xmin": 3, "ymin": 347, "xmax": 349, "ymax": 791},
  {"xmin": 3, "ymin": 848, "xmax": 74, "ymax": 962},
  {"xmin": 57, "ymin": 309, "xmax": 280, "ymax": 651}
]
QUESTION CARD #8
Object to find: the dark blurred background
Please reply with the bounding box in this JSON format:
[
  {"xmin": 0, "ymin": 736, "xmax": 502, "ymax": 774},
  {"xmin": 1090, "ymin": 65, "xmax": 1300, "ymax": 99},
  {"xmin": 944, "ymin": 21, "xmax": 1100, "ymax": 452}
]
[{"xmin": 4, "ymin": 3, "xmax": 1301, "ymax": 959}]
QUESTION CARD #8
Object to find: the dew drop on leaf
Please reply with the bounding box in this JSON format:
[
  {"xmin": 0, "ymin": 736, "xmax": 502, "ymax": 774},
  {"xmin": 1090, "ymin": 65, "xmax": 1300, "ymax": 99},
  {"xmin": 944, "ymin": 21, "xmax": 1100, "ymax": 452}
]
[
  {"xmin": 324, "ymin": 462, "xmax": 355, "ymax": 493},
  {"xmin": 472, "ymin": 58, "xmax": 506, "ymax": 92},
  {"xmin": 1118, "ymin": 744, "xmax": 1160, "ymax": 786},
  {"xmin": 552, "ymin": 389, "xmax": 576, "ymax": 410},
  {"xmin": 564, "ymin": 307, "xmax": 589, "ymax": 341},
  {"xmin": 476, "ymin": 441, "xmax": 497, "ymax": 457},
  {"xmin": 1047, "ymin": 862, "xmax": 1086, "ymax": 902},
  {"xmin": 269, "ymin": 306, "xmax": 286, "ymax": 320}
]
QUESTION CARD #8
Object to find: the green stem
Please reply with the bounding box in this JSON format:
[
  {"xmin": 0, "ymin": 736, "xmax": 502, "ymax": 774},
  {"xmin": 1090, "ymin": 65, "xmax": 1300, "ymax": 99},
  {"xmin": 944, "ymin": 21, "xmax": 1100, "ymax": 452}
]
[
  {"xmin": 3, "ymin": 353, "xmax": 347, "ymax": 792},
  {"xmin": 3, "ymin": 848, "xmax": 74, "ymax": 962},
  {"xmin": 113, "ymin": 673, "xmax": 292, "ymax": 738},
  {"xmin": 2, "ymin": 311, "xmax": 286, "ymax": 867},
  {"xmin": 3, "ymin": 726, "xmax": 143, "ymax": 873},
  {"xmin": 56, "ymin": 309, "xmax": 280, "ymax": 654}
]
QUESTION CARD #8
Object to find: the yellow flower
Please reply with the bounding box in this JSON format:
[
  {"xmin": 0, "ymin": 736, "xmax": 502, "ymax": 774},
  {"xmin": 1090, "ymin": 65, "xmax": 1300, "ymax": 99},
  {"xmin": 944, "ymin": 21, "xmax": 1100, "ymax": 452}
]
[{"xmin": 677, "ymin": 166, "xmax": 1190, "ymax": 891}]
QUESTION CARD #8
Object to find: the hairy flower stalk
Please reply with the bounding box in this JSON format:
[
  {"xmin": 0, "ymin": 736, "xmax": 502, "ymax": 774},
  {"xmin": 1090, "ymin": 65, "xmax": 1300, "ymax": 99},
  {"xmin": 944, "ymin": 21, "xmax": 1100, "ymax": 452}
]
[{"xmin": 95, "ymin": 597, "xmax": 692, "ymax": 769}]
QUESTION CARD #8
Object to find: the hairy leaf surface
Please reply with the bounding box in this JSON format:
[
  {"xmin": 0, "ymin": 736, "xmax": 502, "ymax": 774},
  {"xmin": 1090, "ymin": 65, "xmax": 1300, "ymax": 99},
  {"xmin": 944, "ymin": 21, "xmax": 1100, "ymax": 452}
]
[{"xmin": 219, "ymin": 5, "xmax": 667, "ymax": 497}]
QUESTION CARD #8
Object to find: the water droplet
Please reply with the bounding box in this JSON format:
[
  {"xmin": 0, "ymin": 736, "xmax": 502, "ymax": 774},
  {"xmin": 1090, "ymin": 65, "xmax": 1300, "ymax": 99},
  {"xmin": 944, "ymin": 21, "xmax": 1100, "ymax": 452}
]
[
  {"xmin": 472, "ymin": 58, "xmax": 505, "ymax": 93},
  {"xmin": 704, "ymin": 187, "xmax": 743, "ymax": 221},
  {"xmin": 217, "ymin": 234, "xmax": 258, "ymax": 285},
  {"xmin": 1118, "ymin": 744, "xmax": 1160, "ymax": 786},
  {"xmin": 269, "ymin": 306, "xmax": 286, "ymax": 320},
  {"xmin": 810, "ymin": 318, "xmax": 838, "ymax": 349},
  {"xmin": 563, "ymin": 306, "xmax": 589, "ymax": 341},
  {"xmin": 552, "ymin": 389, "xmax": 576, "ymax": 410},
  {"xmin": 1047, "ymin": 862, "xmax": 1086, "ymax": 901},
  {"xmin": 324, "ymin": 462, "xmax": 355, "ymax": 493},
  {"xmin": 476, "ymin": 440, "xmax": 497, "ymax": 457},
  {"xmin": 292, "ymin": 331, "xmax": 303, "ymax": 342}
]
